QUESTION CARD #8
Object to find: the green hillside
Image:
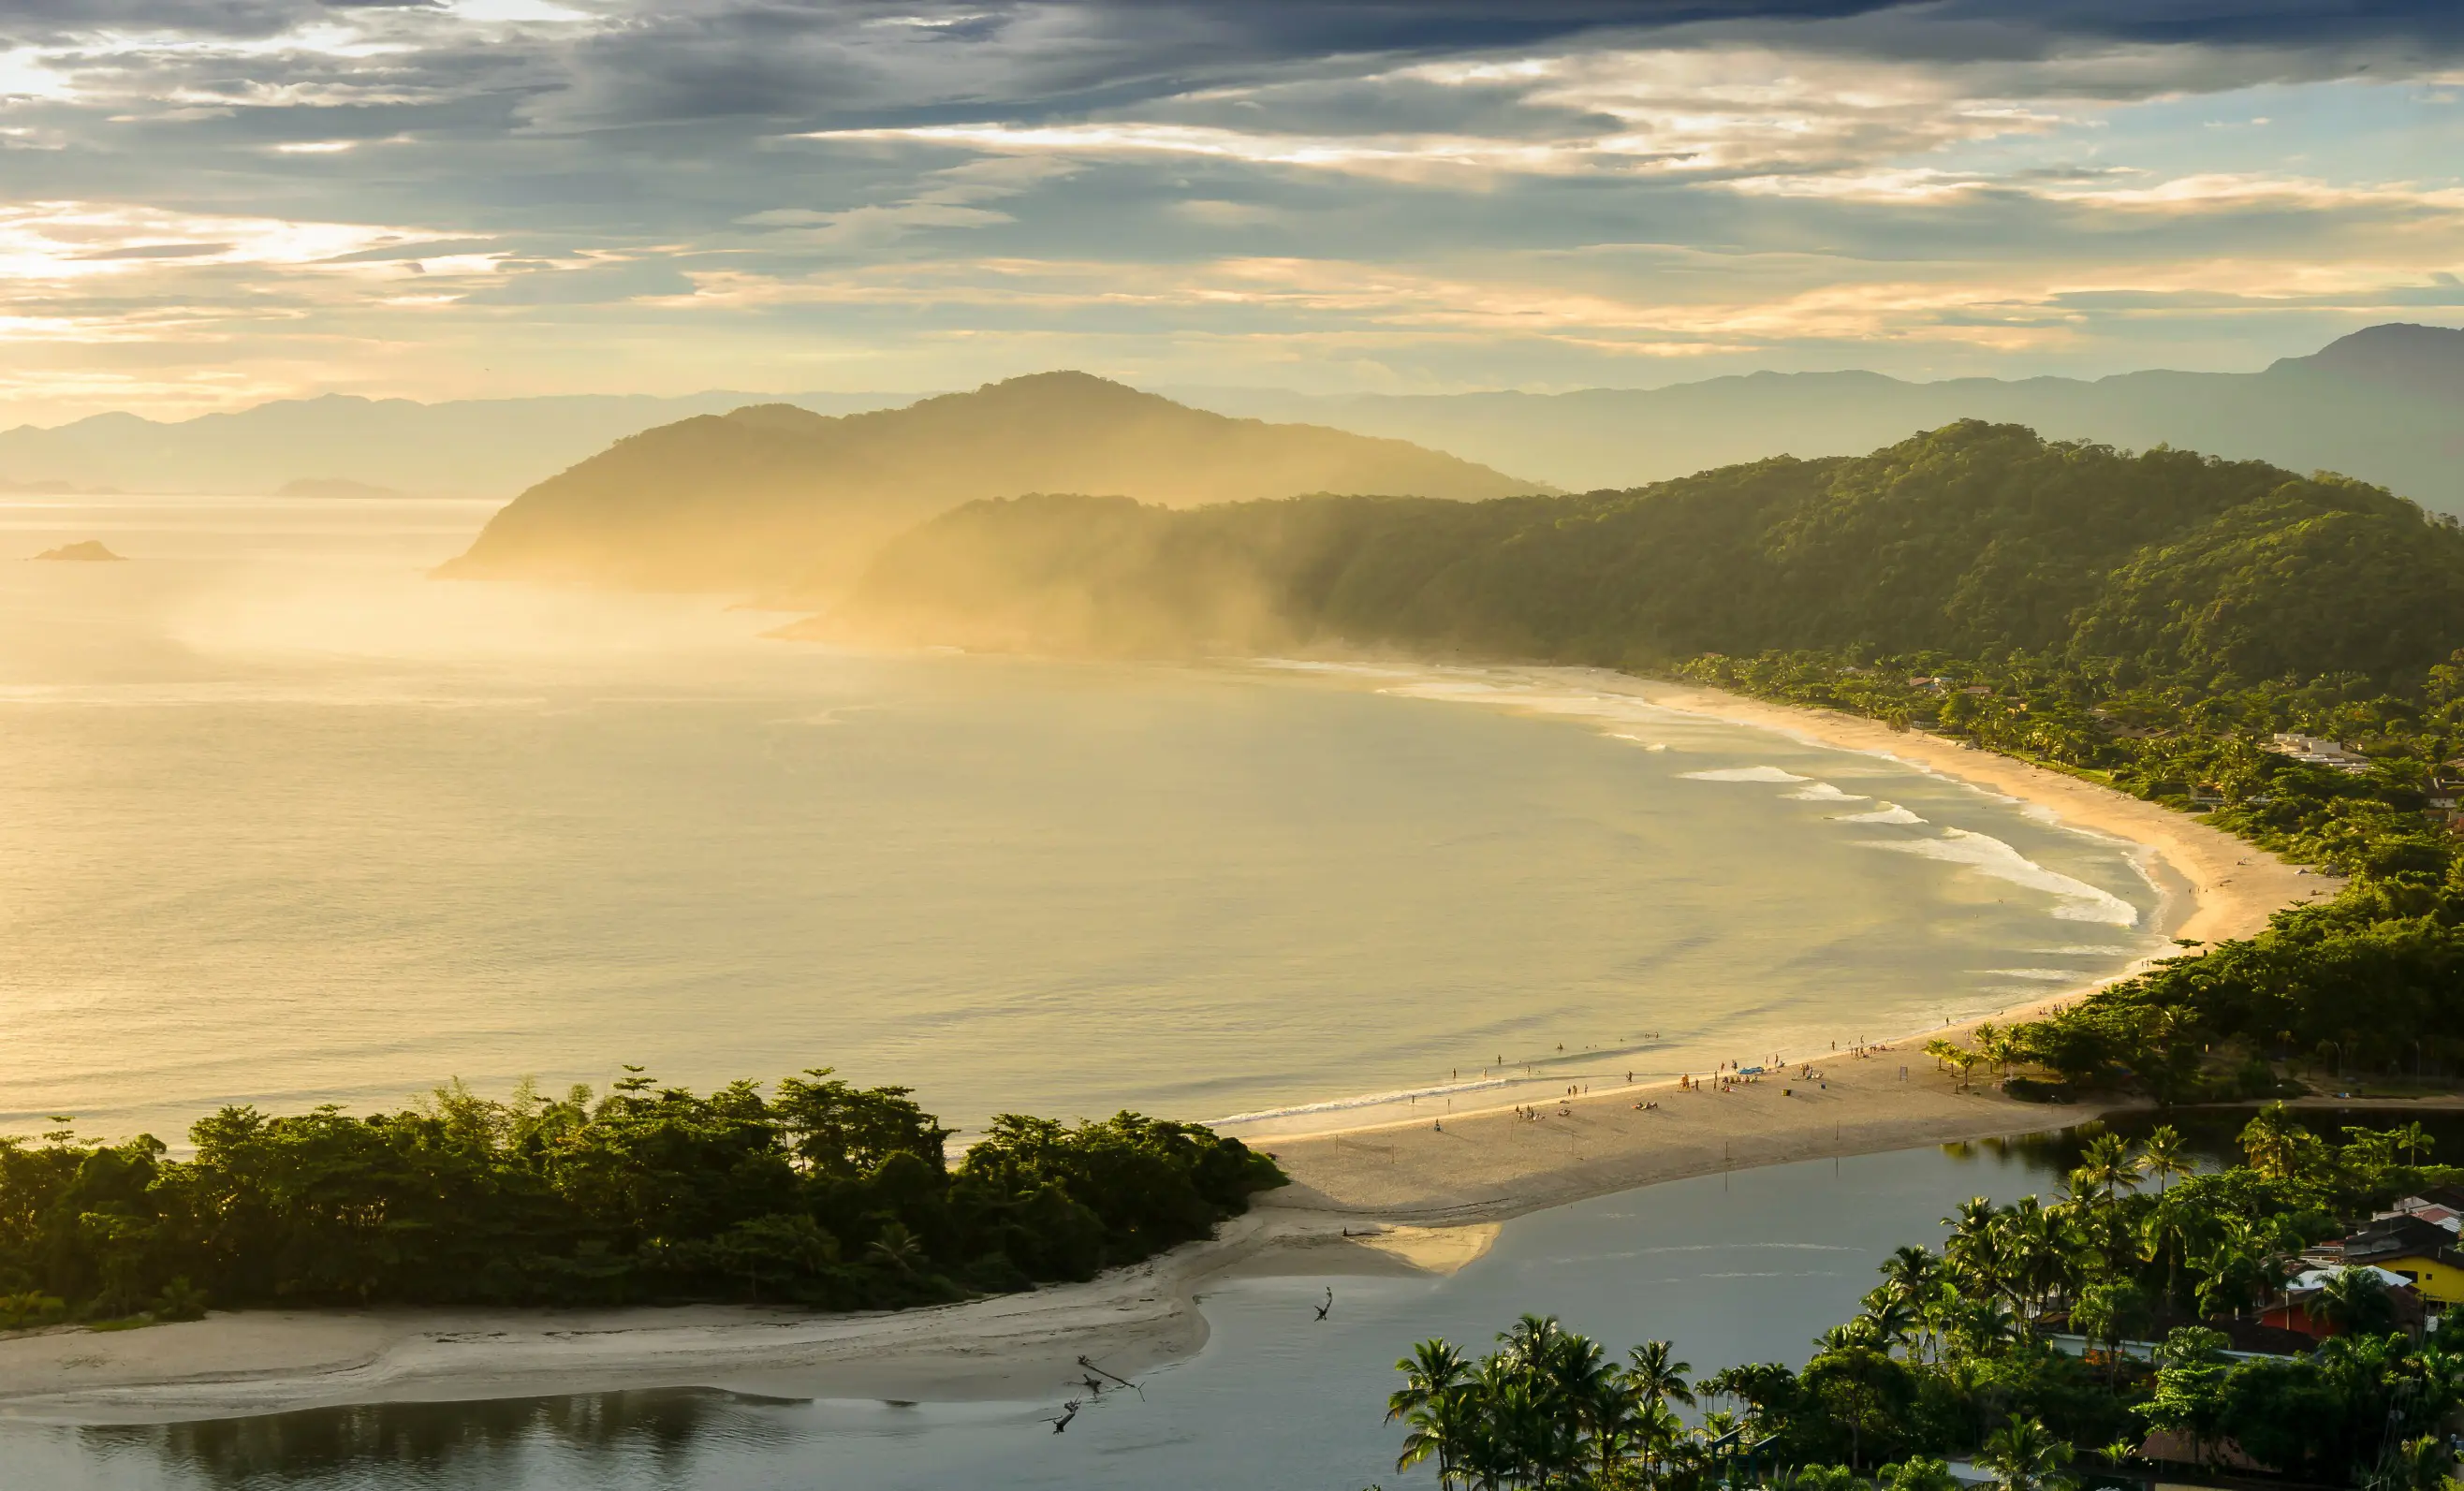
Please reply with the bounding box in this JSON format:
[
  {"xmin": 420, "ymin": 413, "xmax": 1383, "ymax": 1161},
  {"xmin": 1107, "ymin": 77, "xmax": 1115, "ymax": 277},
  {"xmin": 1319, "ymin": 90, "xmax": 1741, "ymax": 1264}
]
[
  {"xmin": 841, "ymin": 420, "xmax": 2464, "ymax": 686},
  {"xmin": 439, "ymin": 372, "xmax": 1546, "ymax": 593}
]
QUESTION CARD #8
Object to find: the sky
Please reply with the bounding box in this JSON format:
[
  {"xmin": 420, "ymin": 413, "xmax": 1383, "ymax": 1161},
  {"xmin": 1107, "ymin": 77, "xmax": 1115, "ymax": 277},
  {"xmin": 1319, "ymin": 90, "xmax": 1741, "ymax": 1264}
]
[{"xmin": 3, "ymin": 0, "xmax": 2464, "ymax": 425}]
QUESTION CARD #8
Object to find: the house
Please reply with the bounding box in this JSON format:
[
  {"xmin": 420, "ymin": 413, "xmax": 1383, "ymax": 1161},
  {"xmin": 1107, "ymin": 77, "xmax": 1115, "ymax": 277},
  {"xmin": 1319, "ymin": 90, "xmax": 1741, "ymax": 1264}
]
[
  {"xmin": 2384, "ymin": 1187, "xmax": 2464, "ymax": 1233},
  {"xmin": 2328, "ymin": 1214, "xmax": 2464, "ymax": 1304},
  {"xmin": 2268, "ymin": 732, "xmax": 2373, "ymax": 775},
  {"xmin": 2257, "ymin": 1264, "xmax": 2425, "ymax": 1338}
]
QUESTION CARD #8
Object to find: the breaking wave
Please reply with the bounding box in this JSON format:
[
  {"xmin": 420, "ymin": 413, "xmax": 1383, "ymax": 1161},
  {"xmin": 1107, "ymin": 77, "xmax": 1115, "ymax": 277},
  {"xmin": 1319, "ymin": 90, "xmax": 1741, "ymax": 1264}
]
[
  {"xmin": 1680, "ymin": 766, "xmax": 1811, "ymax": 783},
  {"xmin": 1862, "ymin": 828, "xmax": 2140, "ymax": 926}
]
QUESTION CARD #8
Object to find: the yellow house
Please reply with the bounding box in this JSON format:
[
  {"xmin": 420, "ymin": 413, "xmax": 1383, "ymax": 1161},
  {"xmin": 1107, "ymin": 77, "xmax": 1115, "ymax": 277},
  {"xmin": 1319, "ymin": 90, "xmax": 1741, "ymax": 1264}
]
[{"xmin": 2340, "ymin": 1215, "xmax": 2464, "ymax": 1306}]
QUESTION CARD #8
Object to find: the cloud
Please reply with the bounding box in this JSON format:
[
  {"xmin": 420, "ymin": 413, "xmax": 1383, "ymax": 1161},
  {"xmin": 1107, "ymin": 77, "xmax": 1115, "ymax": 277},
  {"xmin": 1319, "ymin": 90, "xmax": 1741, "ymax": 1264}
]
[
  {"xmin": 4, "ymin": 0, "xmax": 2464, "ymax": 425},
  {"xmin": 736, "ymin": 153, "xmax": 1072, "ymax": 252},
  {"xmin": 458, "ymin": 256, "xmax": 691, "ymax": 303}
]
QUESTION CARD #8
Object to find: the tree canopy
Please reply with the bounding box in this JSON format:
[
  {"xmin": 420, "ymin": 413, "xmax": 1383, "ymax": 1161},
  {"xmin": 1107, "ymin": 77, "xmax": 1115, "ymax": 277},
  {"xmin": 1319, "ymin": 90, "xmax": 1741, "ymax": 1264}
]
[{"xmin": 0, "ymin": 1070, "xmax": 1283, "ymax": 1324}]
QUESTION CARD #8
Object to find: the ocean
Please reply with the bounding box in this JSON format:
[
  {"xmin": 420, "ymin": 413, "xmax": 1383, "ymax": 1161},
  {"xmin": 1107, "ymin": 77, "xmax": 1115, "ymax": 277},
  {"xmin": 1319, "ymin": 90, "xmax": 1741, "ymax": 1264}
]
[{"xmin": 0, "ymin": 494, "xmax": 2174, "ymax": 1147}]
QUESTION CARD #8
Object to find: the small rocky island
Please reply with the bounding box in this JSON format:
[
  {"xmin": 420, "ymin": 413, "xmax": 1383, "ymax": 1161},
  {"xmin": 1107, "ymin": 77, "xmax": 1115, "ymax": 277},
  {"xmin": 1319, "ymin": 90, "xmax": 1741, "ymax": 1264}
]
[{"xmin": 33, "ymin": 540, "xmax": 125, "ymax": 562}]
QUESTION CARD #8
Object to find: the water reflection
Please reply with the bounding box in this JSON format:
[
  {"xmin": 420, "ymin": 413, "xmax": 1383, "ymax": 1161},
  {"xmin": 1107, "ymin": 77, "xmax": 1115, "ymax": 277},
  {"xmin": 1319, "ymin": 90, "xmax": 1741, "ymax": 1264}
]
[
  {"xmin": 19, "ymin": 1109, "xmax": 2461, "ymax": 1490},
  {"xmin": 93, "ymin": 1391, "xmax": 792, "ymax": 1486}
]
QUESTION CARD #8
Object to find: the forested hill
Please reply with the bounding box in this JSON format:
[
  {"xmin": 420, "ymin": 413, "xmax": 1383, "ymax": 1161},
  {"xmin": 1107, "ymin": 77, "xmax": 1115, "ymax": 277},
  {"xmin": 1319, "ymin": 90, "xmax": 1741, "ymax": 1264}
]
[
  {"xmin": 438, "ymin": 372, "xmax": 1544, "ymax": 593},
  {"xmin": 835, "ymin": 420, "xmax": 2464, "ymax": 684}
]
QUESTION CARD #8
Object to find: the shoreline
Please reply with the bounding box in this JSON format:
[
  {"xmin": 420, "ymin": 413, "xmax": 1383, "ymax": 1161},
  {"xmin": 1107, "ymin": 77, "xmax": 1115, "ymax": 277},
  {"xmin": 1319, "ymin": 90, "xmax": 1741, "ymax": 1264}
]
[
  {"xmin": 1244, "ymin": 670, "xmax": 2323, "ymax": 1221},
  {"xmin": 0, "ymin": 672, "xmax": 2332, "ymax": 1426}
]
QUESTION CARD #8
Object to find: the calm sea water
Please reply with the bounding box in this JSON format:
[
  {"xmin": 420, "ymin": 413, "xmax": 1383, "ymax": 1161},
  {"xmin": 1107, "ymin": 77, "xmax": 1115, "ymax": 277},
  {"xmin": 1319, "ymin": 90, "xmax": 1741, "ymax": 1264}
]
[{"xmin": 0, "ymin": 495, "xmax": 2175, "ymax": 1146}]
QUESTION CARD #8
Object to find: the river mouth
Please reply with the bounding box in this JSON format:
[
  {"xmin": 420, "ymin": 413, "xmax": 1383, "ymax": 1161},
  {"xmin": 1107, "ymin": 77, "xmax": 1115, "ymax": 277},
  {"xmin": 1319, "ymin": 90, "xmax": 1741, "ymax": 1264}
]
[{"xmin": 0, "ymin": 1120, "xmax": 2255, "ymax": 1489}]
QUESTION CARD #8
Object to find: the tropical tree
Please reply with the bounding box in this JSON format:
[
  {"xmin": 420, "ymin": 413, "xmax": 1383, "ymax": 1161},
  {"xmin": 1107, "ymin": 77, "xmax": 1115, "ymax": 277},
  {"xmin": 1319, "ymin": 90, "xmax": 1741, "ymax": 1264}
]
[
  {"xmin": 2136, "ymin": 1124, "xmax": 2194, "ymax": 1195},
  {"xmin": 2239, "ymin": 1104, "xmax": 2317, "ymax": 1181},
  {"xmin": 2191, "ymin": 1230, "xmax": 2273, "ymax": 1321},
  {"xmin": 2075, "ymin": 1133, "xmax": 2139, "ymax": 1207},
  {"xmin": 1876, "ymin": 1457, "xmax": 1960, "ymax": 1491},
  {"xmin": 1390, "ymin": 1338, "xmax": 1474, "ymax": 1487},
  {"xmin": 2305, "ymin": 1266, "xmax": 2399, "ymax": 1338},
  {"xmin": 1978, "ymin": 1415, "xmax": 2075, "ymax": 1491},
  {"xmin": 2139, "ymin": 1327, "xmax": 2231, "ymax": 1471},
  {"xmin": 2383, "ymin": 1432, "xmax": 2457, "ymax": 1491}
]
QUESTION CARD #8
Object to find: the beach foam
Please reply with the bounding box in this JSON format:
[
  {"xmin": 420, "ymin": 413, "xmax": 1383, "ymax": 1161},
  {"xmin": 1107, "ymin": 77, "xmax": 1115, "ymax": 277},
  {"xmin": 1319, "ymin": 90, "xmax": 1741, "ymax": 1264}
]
[
  {"xmin": 1680, "ymin": 766, "xmax": 1811, "ymax": 783},
  {"xmin": 1862, "ymin": 828, "xmax": 2140, "ymax": 926},
  {"xmin": 1785, "ymin": 782, "xmax": 1869, "ymax": 802},
  {"xmin": 1839, "ymin": 804, "xmax": 1925, "ymax": 825}
]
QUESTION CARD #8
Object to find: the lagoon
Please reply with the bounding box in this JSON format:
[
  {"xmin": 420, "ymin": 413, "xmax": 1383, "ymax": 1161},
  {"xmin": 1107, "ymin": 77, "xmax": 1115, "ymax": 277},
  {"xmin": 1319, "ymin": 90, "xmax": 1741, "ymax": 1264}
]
[{"xmin": 0, "ymin": 1128, "xmax": 2156, "ymax": 1490}]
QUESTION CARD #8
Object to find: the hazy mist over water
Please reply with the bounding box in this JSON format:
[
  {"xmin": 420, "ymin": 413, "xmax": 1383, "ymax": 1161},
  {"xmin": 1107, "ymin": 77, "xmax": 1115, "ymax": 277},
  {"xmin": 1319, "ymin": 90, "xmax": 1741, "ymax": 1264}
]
[{"xmin": 1, "ymin": 497, "xmax": 2174, "ymax": 1145}]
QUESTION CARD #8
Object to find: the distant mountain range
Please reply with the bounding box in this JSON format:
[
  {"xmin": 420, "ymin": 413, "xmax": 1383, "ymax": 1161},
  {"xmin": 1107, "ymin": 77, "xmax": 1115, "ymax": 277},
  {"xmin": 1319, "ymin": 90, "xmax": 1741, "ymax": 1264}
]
[
  {"xmin": 439, "ymin": 372, "xmax": 1545, "ymax": 592},
  {"xmin": 6, "ymin": 322, "xmax": 2456, "ymax": 513},
  {"xmin": 1175, "ymin": 324, "xmax": 2464, "ymax": 509},
  {"xmin": 0, "ymin": 390, "xmax": 912, "ymax": 498}
]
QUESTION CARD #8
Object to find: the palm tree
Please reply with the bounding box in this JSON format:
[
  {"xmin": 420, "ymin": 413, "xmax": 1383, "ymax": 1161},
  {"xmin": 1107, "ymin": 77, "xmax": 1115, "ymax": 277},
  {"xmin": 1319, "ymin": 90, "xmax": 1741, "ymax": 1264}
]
[
  {"xmin": 1492, "ymin": 1315, "xmax": 1594, "ymax": 1484},
  {"xmin": 1979, "ymin": 1415, "xmax": 2075, "ymax": 1491},
  {"xmin": 2191, "ymin": 1232, "xmax": 2269, "ymax": 1320},
  {"xmin": 1499, "ymin": 1312, "xmax": 1571, "ymax": 1372},
  {"xmin": 1999, "ymin": 1197, "xmax": 2078, "ymax": 1325},
  {"xmin": 2395, "ymin": 1120, "xmax": 2435, "ymax": 1167},
  {"xmin": 2137, "ymin": 1193, "xmax": 2202, "ymax": 1316},
  {"xmin": 1391, "ymin": 1338, "xmax": 1472, "ymax": 1416},
  {"xmin": 2136, "ymin": 1124, "xmax": 2194, "ymax": 1195},
  {"xmin": 1626, "ymin": 1338, "xmax": 1694, "ymax": 1411},
  {"xmin": 1858, "ymin": 1291, "xmax": 1920, "ymax": 1354},
  {"xmin": 1879, "ymin": 1244, "xmax": 1939, "ymax": 1302},
  {"xmin": 2305, "ymin": 1265, "xmax": 2398, "ymax": 1338},
  {"xmin": 1393, "ymin": 1385, "xmax": 1476, "ymax": 1488},
  {"xmin": 1879, "ymin": 1245, "xmax": 1943, "ymax": 1362},
  {"xmin": 1943, "ymin": 1197, "xmax": 2006, "ymax": 1304},
  {"xmin": 2076, "ymin": 1133, "xmax": 2139, "ymax": 1206},
  {"xmin": 1949, "ymin": 1294, "xmax": 2021, "ymax": 1356},
  {"xmin": 1547, "ymin": 1332, "xmax": 1626, "ymax": 1483},
  {"xmin": 1631, "ymin": 1398, "xmax": 1686, "ymax": 1490},
  {"xmin": 864, "ymin": 1221, "xmax": 924, "ymax": 1277},
  {"xmin": 2238, "ymin": 1103, "xmax": 2309, "ymax": 1180}
]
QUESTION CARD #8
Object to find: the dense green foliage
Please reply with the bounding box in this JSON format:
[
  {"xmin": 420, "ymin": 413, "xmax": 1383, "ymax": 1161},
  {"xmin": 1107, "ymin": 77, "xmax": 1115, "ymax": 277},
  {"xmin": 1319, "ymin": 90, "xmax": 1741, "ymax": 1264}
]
[
  {"xmin": 1387, "ymin": 1114, "xmax": 2464, "ymax": 1489},
  {"xmin": 0, "ymin": 1070, "xmax": 1282, "ymax": 1324},
  {"xmin": 854, "ymin": 421, "xmax": 2464, "ymax": 683}
]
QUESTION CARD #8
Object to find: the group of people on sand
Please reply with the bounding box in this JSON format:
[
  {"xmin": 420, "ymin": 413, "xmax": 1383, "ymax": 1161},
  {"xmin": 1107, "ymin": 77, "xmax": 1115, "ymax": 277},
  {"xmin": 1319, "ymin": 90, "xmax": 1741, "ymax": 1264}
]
[{"xmin": 1422, "ymin": 1028, "xmax": 1916, "ymax": 1134}]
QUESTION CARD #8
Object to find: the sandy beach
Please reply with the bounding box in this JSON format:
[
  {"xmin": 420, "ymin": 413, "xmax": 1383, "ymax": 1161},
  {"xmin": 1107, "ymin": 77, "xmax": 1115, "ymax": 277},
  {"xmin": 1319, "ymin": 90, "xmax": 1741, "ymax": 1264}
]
[
  {"xmin": 0, "ymin": 676, "xmax": 2329, "ymax": 1425},
  {"xmin": 1250, "ymin": 675, "xmax": 2324, "ymax": 1221}
]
